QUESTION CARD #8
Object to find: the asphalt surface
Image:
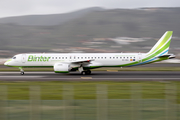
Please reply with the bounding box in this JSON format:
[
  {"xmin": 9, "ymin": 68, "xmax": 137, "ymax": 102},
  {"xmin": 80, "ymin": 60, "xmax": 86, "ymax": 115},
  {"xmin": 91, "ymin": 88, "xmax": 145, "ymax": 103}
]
[
  {"xmin": 1, "ymin": 63, "xmax": 180, "ymax": 69},
  {"xmin": 0, "ymin": 71, "xmax": 180, "ymax": 81}
]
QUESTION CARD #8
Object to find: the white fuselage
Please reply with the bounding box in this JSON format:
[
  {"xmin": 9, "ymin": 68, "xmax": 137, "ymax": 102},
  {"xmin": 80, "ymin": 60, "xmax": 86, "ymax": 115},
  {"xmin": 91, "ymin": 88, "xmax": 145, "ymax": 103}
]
[{"xmin": 5, "ymin": 53, "xmax": 146, "ymax": 68}]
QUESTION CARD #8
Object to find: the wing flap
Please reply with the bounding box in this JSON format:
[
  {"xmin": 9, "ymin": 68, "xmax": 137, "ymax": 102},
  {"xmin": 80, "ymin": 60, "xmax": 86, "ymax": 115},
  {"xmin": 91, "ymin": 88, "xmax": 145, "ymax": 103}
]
[{"xmin": 71, "ymin": 59, "xmax": 93, "ymax": 64}]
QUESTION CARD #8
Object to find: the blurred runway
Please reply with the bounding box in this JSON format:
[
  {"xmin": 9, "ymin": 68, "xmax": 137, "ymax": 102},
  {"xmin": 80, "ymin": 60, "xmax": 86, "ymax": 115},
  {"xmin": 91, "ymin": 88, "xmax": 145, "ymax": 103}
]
[{"xmin": 0, "ymin": 71, "xmax": 180, "ymax": 81}]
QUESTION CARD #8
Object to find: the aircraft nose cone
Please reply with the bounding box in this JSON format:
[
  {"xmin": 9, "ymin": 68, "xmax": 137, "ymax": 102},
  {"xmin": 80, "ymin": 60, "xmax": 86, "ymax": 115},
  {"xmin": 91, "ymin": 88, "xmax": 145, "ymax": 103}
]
[{"xmin": 4, "ymin": 62, "xmax": 8, "ymax": 65}]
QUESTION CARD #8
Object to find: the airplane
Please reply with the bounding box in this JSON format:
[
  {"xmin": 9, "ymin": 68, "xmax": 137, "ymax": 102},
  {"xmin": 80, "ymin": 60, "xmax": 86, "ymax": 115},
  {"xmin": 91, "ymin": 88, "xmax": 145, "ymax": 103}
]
[{"xmin": 4, "ymin": 31, "xmax": 175, "ymax": 75}]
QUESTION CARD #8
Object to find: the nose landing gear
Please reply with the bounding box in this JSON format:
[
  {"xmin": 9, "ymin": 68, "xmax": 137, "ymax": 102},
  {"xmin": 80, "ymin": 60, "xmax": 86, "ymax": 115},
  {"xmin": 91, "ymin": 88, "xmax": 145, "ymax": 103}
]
[{"xmin": 19, "ymin": 67, "xmax": 24, "ymax": 75}]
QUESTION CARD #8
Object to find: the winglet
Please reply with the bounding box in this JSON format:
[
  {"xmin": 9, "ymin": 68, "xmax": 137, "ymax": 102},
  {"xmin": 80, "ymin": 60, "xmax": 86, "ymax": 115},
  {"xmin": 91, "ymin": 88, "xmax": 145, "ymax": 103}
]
[{"xmin": 147, "ymin": 31, "xmax": 173, "ymax": 56}]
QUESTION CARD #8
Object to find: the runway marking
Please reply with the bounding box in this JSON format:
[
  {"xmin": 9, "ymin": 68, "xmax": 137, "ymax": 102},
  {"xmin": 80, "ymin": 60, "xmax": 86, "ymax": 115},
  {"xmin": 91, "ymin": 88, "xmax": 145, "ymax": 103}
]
[
  {"xmin": 81, "ymin": 77, "xmax": 92, "ymax": 79},
  {"xmin": 107, "ymin": 70, "xmax": 118, "ymax": 72}
]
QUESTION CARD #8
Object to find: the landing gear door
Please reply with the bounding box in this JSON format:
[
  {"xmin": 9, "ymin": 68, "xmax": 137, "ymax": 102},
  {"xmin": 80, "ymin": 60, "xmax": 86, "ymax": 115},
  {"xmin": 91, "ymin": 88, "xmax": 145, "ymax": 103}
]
[
  {"xmin": 21, "ymin": 54, "xmax": 26, "ymax": 63},
  {"xmin": 138, "ymin": 53, "xmax": 142, "ymax": 63}
]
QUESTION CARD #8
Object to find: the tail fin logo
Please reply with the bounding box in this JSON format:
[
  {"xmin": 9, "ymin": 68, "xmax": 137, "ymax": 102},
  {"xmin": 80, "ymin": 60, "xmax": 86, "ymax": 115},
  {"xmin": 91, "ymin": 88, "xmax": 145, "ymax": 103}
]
[{"xmin": 147, "ymin": 31, "xmax": 173, "ymax": 57}]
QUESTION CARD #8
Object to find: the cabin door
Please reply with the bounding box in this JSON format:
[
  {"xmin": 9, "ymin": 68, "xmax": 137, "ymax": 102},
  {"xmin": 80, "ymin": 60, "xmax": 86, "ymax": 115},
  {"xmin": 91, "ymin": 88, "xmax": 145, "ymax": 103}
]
[
  {"xmin": 138, "ymin": 53, "xmax": 142, "ymax": 63},
  {"xmin": 21, "ymin": 54, "xmax": 26, "ymax": 63},
  {"xmin": 69, "ymin": 55, "xmax": 76, "ymax": 62}
]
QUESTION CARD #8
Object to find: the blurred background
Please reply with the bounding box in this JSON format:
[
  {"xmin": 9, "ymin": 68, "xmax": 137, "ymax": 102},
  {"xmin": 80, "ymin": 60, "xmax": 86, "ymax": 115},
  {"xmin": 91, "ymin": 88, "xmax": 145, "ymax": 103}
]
[
  {"xmin": 0, "ymin": 0, "xmax": 180, "ymax": 61},
  {"xmin": 0, "ymin": 0, "xmax": 180, "ymax": 119}
]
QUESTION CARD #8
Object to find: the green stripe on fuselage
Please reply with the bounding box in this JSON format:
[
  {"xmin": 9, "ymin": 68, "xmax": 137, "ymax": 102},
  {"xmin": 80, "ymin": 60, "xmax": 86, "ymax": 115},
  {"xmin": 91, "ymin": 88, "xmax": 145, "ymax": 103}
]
[
  {"xmin": 6, "ymin": 59, "xmax": 12, "ymax": 62},
  {"xmin": 119, "ymin": 40, "xmax": 170, "ymax": 67},
  {"xmin": 143, "ymin": 40, "xmax": 170, "ymax": 62}
]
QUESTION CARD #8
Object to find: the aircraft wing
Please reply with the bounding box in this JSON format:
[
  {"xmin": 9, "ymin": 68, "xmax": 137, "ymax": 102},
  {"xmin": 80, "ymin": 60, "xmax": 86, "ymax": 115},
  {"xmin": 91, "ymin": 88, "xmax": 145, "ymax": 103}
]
[{"xmin": 70, "ymin": 59, "xmax": 94, "ymax": 64}]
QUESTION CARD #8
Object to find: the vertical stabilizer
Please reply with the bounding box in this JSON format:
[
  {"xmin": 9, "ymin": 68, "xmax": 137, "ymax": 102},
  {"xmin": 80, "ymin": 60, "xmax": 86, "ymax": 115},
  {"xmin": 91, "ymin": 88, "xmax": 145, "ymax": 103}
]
[{"xmin": 147, "ymin": 31, "xmax": 173, "ymax": 57}]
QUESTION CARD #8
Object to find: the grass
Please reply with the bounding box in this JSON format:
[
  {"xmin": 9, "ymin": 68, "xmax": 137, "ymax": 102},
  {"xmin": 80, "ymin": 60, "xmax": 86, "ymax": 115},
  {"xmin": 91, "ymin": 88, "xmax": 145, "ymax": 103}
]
[
  {"xmin": 1, "ymin": 81, "xmax": 180, "ymax": 120},
  {"xmin": 0, "ymin": 81, "xmax": 179, "ymax": 102}
]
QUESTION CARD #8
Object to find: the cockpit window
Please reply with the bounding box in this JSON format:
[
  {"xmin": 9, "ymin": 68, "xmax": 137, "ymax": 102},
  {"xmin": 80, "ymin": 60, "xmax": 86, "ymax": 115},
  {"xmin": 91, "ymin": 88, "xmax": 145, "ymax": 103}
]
[{"xmin": 12, "ymin": 57, "xmax": 16, "ymax": 59}]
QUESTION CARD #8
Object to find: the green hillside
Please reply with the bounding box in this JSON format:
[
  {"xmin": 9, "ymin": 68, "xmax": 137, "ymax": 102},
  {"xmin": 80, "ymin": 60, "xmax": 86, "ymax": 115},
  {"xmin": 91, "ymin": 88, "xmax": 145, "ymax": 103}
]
[{"xmin": 0, "ymin": 7, "xmax": 180, "ymax": 57}]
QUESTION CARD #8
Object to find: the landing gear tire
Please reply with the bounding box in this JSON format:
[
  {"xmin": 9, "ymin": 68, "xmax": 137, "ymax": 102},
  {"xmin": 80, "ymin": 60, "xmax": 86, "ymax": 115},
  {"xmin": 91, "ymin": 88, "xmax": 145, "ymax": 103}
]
[
  {"xmin": 20, "ymin": 72, "xmax": 24, "ymax": 75},
  {"xmin": 81, "ymin": 71, "xmax": 86, "ymax": 75},
  {"xmin": 81, "ymin": 70, "xmax": 91, "ymax": 75},
  {"xmin": 85, "ymin": 70, "xmax": 91, "ymax": 75}
]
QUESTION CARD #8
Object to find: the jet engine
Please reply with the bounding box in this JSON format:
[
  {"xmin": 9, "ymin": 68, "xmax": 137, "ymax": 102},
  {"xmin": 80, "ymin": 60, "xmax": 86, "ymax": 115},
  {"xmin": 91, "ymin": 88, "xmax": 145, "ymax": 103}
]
[{"xmin": 54, "ymin": 63, "xmax": 70, "ymax": 73}]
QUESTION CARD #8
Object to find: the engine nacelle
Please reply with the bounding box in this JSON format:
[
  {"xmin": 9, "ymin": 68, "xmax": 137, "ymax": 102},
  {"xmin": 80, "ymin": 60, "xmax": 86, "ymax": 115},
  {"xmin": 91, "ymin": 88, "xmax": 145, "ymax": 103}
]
[{"xmin": 54, "ymin": 63, "xmax": 70, "ymax": 73}]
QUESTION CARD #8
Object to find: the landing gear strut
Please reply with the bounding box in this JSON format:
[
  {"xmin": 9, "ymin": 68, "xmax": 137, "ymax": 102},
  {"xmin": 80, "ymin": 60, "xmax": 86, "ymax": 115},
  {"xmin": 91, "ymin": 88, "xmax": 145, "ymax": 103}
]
[
  {"xmin": 78, "ymin": 65, "xmax": 91, "ymax": 75},
  {"xmin": 19, "ymin": 67, "xmax": 24, "ymax": 75}
]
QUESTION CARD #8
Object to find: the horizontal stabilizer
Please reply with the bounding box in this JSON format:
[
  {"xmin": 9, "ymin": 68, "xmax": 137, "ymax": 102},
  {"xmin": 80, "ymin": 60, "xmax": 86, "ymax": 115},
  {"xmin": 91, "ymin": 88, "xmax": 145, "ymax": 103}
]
[{"xmin": 158, "ymin": 54, "xmax": 175, "ymax": 59}]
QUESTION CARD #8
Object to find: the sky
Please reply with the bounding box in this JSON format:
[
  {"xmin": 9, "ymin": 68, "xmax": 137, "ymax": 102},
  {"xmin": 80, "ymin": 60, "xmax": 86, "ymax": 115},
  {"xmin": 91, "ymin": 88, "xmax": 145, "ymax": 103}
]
[{"xmin": 0, "ymin": 0, "xmax": 179, "ymax": 18}]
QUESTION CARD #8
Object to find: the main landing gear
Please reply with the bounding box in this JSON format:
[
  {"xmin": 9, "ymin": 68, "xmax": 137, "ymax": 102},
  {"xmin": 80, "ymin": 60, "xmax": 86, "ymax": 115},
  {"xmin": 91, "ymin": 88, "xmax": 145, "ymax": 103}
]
[
  {"xmin": 81, "ymin": 70, "xmax": 91, "ymax": 75},
  {"xmin": 19, "ymin": 67, "xmax": 24, "ymax": 75},
  {"xmin": 78, "ymin": 66, "xmax": 91, "ymax": 75}
]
